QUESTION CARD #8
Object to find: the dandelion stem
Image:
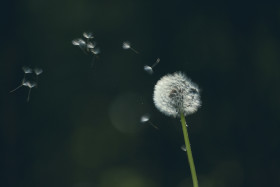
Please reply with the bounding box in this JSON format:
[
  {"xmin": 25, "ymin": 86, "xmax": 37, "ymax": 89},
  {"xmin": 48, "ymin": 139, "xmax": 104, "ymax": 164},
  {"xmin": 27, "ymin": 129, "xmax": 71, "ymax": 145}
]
[{"xmin": 180, "ymin": 112, "xmax": 198, "ymax": 187}]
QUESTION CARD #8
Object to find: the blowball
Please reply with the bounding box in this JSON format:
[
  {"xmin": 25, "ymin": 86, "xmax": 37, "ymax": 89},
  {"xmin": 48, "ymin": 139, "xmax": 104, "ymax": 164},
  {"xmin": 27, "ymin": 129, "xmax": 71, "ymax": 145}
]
[{"xmin": 153, "ymin": 72, "xmax": 201, "ymax": 118}]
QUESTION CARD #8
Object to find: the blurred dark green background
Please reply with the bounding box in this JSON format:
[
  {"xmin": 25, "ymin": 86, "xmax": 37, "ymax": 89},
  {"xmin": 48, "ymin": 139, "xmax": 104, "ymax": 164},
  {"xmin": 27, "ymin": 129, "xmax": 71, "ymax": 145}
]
[{"xmin": 1, "ymin": 1, "xmax": 280, "ymax": 187}]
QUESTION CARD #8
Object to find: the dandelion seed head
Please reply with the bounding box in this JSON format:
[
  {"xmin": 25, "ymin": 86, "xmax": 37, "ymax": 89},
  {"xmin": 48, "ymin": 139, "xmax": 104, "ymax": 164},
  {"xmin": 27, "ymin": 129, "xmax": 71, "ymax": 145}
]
[
  {"xmin": 122, "ymin": 41, "xmax": 131, "ymax": 49},
  {"xmin": 153, "ymin": 72, "xmax": 201, "ymax": 118}
]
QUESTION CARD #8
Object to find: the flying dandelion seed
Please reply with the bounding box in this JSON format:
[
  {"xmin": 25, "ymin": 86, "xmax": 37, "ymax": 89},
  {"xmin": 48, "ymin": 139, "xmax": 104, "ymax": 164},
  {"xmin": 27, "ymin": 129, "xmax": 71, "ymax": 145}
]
[
  {"xmin": 22, "ymin": 80, "xmax": 29, "ymax": 86},
  {"xmin": 122, "ymin": 41, "xmax": 139, "ymax": 54},
  {"xmin": 91, "ymin": 47, "xmax": 100, "ymax": 55},
  {"xmin": 144, "ymin": 58, "xmax": 160, "ymax": 75},
  {"xmin": 72, "ymin": 38, "xmax": 87, "ymax": 54},
  {"xmin": 89, "ymin": 47, "xmax": 101, "ymax": 68},
  {"xmin": 22, "ymin": 66, "xmax": 33, "ymax": 74},
  {"xmin": 21, "ymin": 66, "xmax": 33, "ymax": 83},
  {"xmin": 25, "ymin": 81, "xmax": 36, "ymax": 88},
  {"xmin": 181, "ymin": 145, "xmax": 187, "ymax": 152},
  {"xmin": 10, "ymin": 66, "xmax": 42, "ymax": 101},
  {"xmin": 72, "ymin": 39, "xmax": 80, "ymax": 46},
  {"xmin": 140, "ymin": 114, "xmax": 159, "ymax": 130},
  {"xmin": 10, "ymin": 66, "xmax": 32, "ymax": 93},
  {"xmin": 122, "ymin": 41, "xmax": 130, "ymax": 49},
  {"xmin": 24, "ymin": 81, "xmax": 37, "ymax": 102},
  {"xmin": 72, "ymin": 32, "xmax": 101, "ymax": 68},
  {"xmin": 87, "ymin": 42, "xmax": 96, "ymax": 49},
  {"xmin": 72, "ymin": 38, "xmax": 85, "ymax": 46},
  {"xmin": 153, "ymin": 58, "xmax": 160, "ymax": 67},
  {"xmin": 72, "ymin": 31, "xmax": 103, "ymax": 69},
  {"xmin": 34, "ymin": 68, "xmax": 43, "ymax": 75},
  {"xmin": 34, "ymin": 68, "xmax": 43, "ymax": 87},
  {"xmin": 144, "ymin": 66, "xmax": 153, "ymax": 74},
  {"xmin": 83, "ymin": 32, "xmax": 94, "ymax": 39},
  {"xmin": 140, "ymin": 114, "xmax": 150, "ymax": 123}
]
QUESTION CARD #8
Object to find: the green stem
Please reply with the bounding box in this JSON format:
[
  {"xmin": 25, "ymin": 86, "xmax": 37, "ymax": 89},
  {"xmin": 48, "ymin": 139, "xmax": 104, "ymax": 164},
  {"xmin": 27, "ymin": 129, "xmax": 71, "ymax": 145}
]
[{"xmin": 180, "ymin": 112, "xmax": 199, "ymax": 187}]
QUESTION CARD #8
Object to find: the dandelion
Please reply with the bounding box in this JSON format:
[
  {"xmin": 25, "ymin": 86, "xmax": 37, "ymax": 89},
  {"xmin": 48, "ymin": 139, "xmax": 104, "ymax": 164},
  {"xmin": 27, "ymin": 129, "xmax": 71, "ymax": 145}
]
[
  {"xmin": 153, "ymin": 72, "xmax": 201, "ymax": 187},
  {"xmin": 122, "ymin": 41, "xmax": 139, "ymax": 54},
  {"xmin": 153, "ymin": 72, "xmax": 200, "ymax": 117},
  {"xmin": 24, "ymin": 80, "xmax": 37, "ymax": 102},
  {"xmin": 140, "ymin": 114, "xmax": 159, "ymax": 130},
  {"xmin": 144, "ymin": 58, "xmax": 160, "ymax": 74}
]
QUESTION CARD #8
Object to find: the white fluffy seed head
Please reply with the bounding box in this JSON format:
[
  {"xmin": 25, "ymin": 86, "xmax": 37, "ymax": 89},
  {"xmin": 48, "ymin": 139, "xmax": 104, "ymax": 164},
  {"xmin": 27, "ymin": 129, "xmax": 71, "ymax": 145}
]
[{"xmin": 153, "ymin": 72, "xmax": 201, "ymax": 118}]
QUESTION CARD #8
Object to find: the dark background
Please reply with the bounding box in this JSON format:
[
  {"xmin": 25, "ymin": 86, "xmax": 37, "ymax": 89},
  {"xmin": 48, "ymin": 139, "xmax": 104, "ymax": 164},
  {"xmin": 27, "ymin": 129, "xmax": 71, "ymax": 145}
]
[{"xmin": 1, "ymin": 1, "xmax": 280, "ymax": 187}]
